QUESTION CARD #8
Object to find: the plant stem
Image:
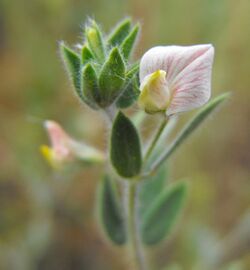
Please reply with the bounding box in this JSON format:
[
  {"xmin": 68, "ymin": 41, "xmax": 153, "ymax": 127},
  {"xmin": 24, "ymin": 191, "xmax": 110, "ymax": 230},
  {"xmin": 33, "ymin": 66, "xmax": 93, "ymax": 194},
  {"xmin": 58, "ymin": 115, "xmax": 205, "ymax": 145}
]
[
  {"xmin": 146, "ymin": 93, "xmax": 230, "ymax": 176},
  {"xmin": 143, "ymin": 115, "xmax": 169, "ymax": 163},
  {"xmin": 126, "ymin": 182, "xmax": 147, "ymax": 270},
  {"xmin": 124, "ymin": 115, "xmax": 169, "ymax": 269},
  {"xmin": 104, "ymin": 105, "xmax": 116, "ymax": 126}
]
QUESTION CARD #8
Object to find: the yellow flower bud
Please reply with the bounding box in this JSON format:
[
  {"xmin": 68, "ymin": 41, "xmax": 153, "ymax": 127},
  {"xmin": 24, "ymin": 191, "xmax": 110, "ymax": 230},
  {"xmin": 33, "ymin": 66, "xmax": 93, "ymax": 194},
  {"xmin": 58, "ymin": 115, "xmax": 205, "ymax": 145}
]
[
  {"xmin": 138, "ymin": 70, "xmax": 170, "ymax": 114},
  {"xmin": 86, "ymin": 21, "xmax": 105, "ymax": 61}
]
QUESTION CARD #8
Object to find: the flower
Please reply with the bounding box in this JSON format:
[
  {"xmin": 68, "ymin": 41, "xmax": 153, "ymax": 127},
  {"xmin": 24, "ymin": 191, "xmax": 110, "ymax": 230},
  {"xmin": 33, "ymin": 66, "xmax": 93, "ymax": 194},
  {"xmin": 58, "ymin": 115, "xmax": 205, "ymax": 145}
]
[
  {"xmin": 40, "ymin": 120, "xmax": 105, "ymax": 169},
  {"xmin": 138, "ymin": 44, "xmax": 214, "ymax": 115}
]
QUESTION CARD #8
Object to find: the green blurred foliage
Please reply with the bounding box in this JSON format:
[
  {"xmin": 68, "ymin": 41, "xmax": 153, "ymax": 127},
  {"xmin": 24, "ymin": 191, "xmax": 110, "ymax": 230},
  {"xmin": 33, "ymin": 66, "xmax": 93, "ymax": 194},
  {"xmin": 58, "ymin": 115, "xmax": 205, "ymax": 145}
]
[{"xmin": 0, "ymin": 0, "xmax": 249, "ymax": 269}]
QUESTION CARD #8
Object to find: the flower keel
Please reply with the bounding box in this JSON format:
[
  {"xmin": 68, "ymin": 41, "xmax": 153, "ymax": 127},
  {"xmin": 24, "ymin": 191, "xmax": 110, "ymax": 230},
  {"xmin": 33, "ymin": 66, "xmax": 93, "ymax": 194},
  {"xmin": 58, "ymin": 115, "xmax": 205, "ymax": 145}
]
[{"xmin": 138, "ymin": 70, "xmax": 170, "ymax": 114}]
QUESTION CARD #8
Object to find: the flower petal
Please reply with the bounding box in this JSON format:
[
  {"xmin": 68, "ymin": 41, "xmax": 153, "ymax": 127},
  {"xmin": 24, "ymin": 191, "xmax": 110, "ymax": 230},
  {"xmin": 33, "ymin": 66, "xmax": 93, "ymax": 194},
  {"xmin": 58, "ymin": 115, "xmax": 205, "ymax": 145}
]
[
  {"xmin": 139, "ymin": 45, "xmax": 214, "ymax": 115},
  {"xmin": 43, "ymin": 120, "xmax": 105, "ymax": 167},
  {"xmin": 44, "ymin": 120, "xmax": 71, "ymax": 158},
  {"xmin": 167, "ymin": 45, "xmax": 214, "ymax": 115},
  {"xmin": 140, "ymin": 45, "xmax": 210, "ymax": 81}
]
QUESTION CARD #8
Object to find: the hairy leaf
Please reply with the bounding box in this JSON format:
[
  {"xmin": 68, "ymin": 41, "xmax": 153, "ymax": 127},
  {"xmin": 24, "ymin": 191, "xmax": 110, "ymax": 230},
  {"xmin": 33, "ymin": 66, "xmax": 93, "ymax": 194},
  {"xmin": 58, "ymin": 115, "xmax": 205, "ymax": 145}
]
[
  {"xmin": 111, "ymin": 112, "xmax": 142, "ymax": 178},
  {"xmin": 121, "ymin": 24, "xmax": 140, "ymax": 60},
  {"xmin": 81, "ymin": 63, "xmax": 100, "ymax": 108},
  {"xmin": 81, "ymin": 45, "xmax": 94, "ymax": 65},
  {"xmin": 139, "ymin": 165, "xmax": 168, "ymax": 218},
  {"xmin": 116, "ymin": 63, "xmax": 140, "ymax": 108},
  {"xmin": 108, "ymin": 18, "xmax": 131, "ymax": 47},
  {"xmin": 98, "ymin": 176, "xmax": 126, "ymax": 245},
  {"xmin": 99, "ymin": 47, "xmax": 125, "ymax": 107},
  {"xmin": 60, "ymin": 43, "xmax": 81, "ymax": 97},
  {"xmin": 141, "ymin": 181, "xmax": 187, "ymax": 245}
]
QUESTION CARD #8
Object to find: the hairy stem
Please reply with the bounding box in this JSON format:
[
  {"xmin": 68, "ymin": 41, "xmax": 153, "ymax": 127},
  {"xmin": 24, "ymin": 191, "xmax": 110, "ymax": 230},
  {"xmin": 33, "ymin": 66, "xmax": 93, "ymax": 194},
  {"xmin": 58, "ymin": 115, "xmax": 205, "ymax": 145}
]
[
  {"xmin": 126, "ymin": 182, "xmax": 147, "ymax": 270},
  {"xmin": 143, "ymin": 115, "xmax": 169, "ymax": 164},
  {"xmin": 103, "ymin": 105, "xmax": 116, "ymax": 126}
]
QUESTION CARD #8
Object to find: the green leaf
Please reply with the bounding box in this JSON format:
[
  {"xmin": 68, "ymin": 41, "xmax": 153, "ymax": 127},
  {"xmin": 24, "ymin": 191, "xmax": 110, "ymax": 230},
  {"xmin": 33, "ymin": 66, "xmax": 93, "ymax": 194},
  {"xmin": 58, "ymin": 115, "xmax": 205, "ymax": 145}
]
[
  {"xmin": 81, "ymin": 63, "xmax": 100, "ymax": 109},
  {"xmin": 108, "ymin": 18, "xmax": 131, "ymax": 47},
  {"xmin": 141, "ymin": 181, "xmax": 188, "ymax": 245},
  {"xmin": 60, "ymin": 43, "xmax": 81, "ymax": 98},
  {"xmin": 85, "ymin": 19, "xmax": 105, "ymax": 61},
  {"xmin": 111, "ymin": 112, "xmax": 142, "ymax": 178},
  {"xmin": 121, "ymin": 24, "xmax": 140, "ymax": 60},
  {"xmin": 150, "ymin": 93, "xmax": 231, "ymax": 173},
  {"xmin": 116, "ymin": 76, "xmax": 140, "ymax": 108},
  {"xmin": 139, "ymin": 165, "xmax": 168, "ymax": 218},
  {"xmin": 97, "ymin": 176, "xmax": 126, "ymax": 245},
  {"xmin": 116, "ymin": 63, "xmax": 140, "ymax": 108},
  {"xmin": 81, "ymin": 45, "xmax": 94, "ymax": 65},
  {"xmin": 99, "ymin": 47, "xmax": 126, "ymax": 107}
]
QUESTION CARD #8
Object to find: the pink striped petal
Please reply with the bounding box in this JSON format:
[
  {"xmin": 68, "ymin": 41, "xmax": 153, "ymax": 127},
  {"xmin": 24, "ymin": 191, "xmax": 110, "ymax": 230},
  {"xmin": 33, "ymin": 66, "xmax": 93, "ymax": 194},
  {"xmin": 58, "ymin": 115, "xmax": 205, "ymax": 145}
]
[
  {"xmin": 139, "ymin": 45, "xmax": 214, "ymax": 115},
  {"xmin": 44, "ymin": 120, "xmax": 72, "ymax": 159},
  {"xmin": 42, "ymin": 120, "xmax": 105, "ymax": 168},
  {"xmin": 167, "ymin": 46, "xmax": 214, "ymax": 115}
]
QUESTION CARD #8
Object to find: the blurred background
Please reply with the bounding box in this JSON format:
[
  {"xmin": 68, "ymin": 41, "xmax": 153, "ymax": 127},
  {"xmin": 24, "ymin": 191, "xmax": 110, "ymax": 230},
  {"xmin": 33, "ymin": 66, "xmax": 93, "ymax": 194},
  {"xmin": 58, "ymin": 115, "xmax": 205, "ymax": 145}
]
[{"xmin": 0, "ymin": 0, "xmax": 250, "ymax": 269}]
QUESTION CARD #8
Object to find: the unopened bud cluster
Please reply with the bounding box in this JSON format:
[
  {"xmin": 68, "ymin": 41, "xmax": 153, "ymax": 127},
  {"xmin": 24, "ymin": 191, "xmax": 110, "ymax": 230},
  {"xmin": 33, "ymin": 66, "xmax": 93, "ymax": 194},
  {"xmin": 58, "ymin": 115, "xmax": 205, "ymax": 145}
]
[{"xmin": 60, "ymin": 18, "xmax": 140, "ymax": 110}]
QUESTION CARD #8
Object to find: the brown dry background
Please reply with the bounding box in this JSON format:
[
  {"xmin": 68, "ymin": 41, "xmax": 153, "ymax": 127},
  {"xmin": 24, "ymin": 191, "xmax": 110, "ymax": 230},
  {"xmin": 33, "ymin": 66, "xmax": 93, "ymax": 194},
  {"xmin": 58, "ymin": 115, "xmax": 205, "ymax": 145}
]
[{"xmin": 0, "ymin": 0, "xmax": 250, "ymax": 269}]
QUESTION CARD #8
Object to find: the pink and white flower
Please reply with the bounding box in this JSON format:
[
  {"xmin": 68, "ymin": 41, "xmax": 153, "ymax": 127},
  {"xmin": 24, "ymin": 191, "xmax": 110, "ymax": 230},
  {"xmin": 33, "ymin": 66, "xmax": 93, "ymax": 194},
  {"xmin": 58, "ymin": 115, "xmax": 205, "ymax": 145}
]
[
  {"xmin": 138, "ymin": 44, "xmax": 214, "ymax": 115},
  {"xmin": 40, "ymin": 120, "xmax": 105, "ymax": 168}
]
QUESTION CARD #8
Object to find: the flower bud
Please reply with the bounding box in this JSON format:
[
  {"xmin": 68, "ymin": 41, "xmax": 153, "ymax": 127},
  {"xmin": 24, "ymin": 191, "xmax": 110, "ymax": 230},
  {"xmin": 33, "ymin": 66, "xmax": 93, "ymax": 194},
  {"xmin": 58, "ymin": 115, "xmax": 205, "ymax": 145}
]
[
  {"xmin": 85, "ymin": 20, "xmax": 105, "ymax": 61},
  {"xmin": 40, "ymin": 120, "xmax": 105, "ymax": 169},
  {"xmin": 138, "ymin": 70, "xmax": 170, "ymax": 114},
  {"xmin": 61, "ymin": 19, "xmax": 141, "ymax": 111}
]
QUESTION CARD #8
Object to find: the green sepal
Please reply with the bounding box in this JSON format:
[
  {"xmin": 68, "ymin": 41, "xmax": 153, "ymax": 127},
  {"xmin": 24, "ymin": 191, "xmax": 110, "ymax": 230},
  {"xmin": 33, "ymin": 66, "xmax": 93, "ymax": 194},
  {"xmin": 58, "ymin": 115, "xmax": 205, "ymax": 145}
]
[
  {"xmin": 81, "ymin": 45, "xmax": 94, "ymax": 65},
  {"xmin": 121, "ymin": 24, "xmax": 140, "ymax": 60},
  {"xmin": 116, "ymin": 63, "xmax": 140, "ymax": 108},
  {"xmin": 60, "ymin": 43, "xmax": 82, "ymax": 98},
  {"xmin": 110, "ymin": 111, "xmax": 142, "ymax": 178},
  {"xmin": 139, "ymin": 165, "xmax": 168, "ymax": 218},
  {"xmin": 97, "ymin": 175, "xmax": 127, "ymax": 245},
  {"xmin": 126, "ymin": 62, "xmax": 140, "ymax": 78},
  {"xmin": 116, "ymin": 76, "xmax": 139, "ymax": 108},
  {"xmin": 141, "ymin": 181, "xmax": 188, "ymax": 245},
  {"xmin": 108, "ymin": 18, "xmax": 131, "ymax": 47},
  {"xmin": 99, "ymin": 47, "xmax": 126, "ymax": 107},
  {"xmin": 81, "ymin": 63, "xmax": 100, "ymax": 109},
  {"xmin": 85, "ymin": 19, "xmax": 105, "ymax": 62}
]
